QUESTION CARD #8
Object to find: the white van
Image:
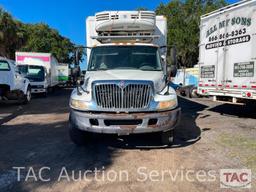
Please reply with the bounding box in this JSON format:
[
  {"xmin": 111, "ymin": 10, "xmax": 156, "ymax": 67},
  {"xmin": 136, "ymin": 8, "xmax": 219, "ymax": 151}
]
[{"xmin": 0, "ymin": 57, "xmax": 31, "ymax": 104}]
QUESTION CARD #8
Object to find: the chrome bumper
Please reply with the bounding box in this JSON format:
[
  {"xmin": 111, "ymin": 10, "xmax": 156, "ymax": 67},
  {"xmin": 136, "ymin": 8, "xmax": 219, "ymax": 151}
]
[
  {"xmin": 69, "ymin": 108, "xmax": 181, "ymax": 135},
  {"xmin": 31, "ymin": 88, "xmax": 46, "ymax": 93}
]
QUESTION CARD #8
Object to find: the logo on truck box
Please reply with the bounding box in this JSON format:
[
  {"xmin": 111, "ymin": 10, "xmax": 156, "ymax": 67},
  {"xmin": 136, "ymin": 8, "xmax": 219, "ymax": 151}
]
[
  {"xmin": 206, "ymin": 17, "xmax": 251, "ymax": 38},
  {"xmin": 206, "ymin": 35, "xmax": 250, "ymax": 50},
  {"xmin": 205, "ymin": 16, "xmax": 252, "ymax": 50}
]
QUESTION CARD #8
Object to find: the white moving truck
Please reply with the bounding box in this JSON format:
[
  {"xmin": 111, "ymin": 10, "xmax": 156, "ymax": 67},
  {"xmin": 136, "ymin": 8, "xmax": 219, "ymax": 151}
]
[
  {"xmin": 198, "ymin": 0, "xmax": 256, "ymax": 104},
  {"xmin": 57, "ymin": 63, "xmax": 69, "ymax": 86},
  {"xmin": 0, "ymin": 57, "xmax": 31, "ymax": 104},
  {"xmin": 69, "ymin": 11, "xmax": 181, "ymax": 146},
  {"xmin": 15, "ymin": 52, "xmax": 59, "ymax": 96}
]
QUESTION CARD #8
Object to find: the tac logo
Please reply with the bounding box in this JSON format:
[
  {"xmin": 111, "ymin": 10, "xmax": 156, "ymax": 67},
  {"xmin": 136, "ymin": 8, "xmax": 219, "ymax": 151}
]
[{"xmin": 220, "ymin": 169, "xmax": 252, "ymax": 189}]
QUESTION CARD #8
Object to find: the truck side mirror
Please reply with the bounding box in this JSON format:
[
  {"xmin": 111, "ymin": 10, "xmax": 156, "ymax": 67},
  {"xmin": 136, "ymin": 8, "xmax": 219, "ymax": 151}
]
[
  {"xmin": 161, "ymin": 55, "xmax": 166, "ymax": 62},
  {"xmin": 167, "ymin": 65, "xmax": 177, "ymax": 78},
  {"xmin": 72, "ymin": 66, "xmax": 81, "ymax": 78},
  {"xmin": 75, "ymin": 49, "xmax": 80, "ymax": 66},
  {"xmin": 170, "ymin": 46, "xmax": 177, "ymax": 66}
]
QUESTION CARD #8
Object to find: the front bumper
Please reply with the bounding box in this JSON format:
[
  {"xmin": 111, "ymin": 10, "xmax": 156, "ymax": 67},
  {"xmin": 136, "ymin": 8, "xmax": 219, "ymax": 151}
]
[
  {"xmin": 31, "ymin": 88, "xmax": 46, "ymax": 93},
  {"xmin": 198, "ymin": 87, "xmax": 256, "ymax": 100},
  {"xmin": 69, "ymin": 107, "xmax": 181, "ymax": 135}
]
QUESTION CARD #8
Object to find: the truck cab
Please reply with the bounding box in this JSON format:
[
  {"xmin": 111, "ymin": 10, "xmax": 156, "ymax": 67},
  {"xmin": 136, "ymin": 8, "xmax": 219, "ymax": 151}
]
[
  {"xmin": 69, "ymin": 11, "xmax": 181, "ymax": 146},
  {"xmin": 17, "ymin": 64, "xmax": 46, "ymax": 86},
  {"xmin": 0, "ymin": 57, "xmax": 31, "ymax": 104}
]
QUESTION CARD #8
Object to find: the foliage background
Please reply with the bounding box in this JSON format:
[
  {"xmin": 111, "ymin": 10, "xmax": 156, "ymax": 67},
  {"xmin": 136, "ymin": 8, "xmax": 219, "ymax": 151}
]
[
  {"xmin": 156, "ymin": 0, "xmax": 227, "ymax": 67},
  {"xmin": 0, "ymin": 7, "xmax": 78, "ymax": 63}
]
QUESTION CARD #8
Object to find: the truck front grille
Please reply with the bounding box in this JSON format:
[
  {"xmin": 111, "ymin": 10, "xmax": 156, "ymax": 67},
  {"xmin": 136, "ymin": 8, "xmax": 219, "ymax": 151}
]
[{"xmin": 94, "ymin": 83, "xmax": 152, "ymax": 110}]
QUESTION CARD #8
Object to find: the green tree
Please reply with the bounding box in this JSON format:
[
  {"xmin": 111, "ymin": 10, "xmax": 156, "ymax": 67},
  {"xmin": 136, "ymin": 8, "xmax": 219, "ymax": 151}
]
[
  {"xmin": 20, "ymin": 23, "xmax": 76, "ymax": 63},
  {"xmin": 156, "ymin": 0, "xmax": 227, "ymax": 68},
  {"xmin": 0, "ymin": 7, "xmax": 80, "ymax": 63},
  {"xmin": 0, "ymin": 8, "xmax": 24, "ymax": 59}
]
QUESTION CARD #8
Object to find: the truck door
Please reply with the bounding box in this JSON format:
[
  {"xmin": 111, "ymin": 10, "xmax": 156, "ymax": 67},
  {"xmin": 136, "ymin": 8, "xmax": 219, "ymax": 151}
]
[
  {"xmin": 0, "ymin": 60, "xmax": 14, "ymax": 90},
  {"xmin": 223, "ymin": 4, "xmax": 256, "ymax": 89},
  {"xmin": 13, "ymin": 64, "xmax": 24, "ymax": 91}
]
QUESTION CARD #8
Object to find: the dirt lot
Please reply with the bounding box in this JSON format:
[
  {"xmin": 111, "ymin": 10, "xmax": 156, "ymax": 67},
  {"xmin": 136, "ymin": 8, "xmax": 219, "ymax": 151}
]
[{"xmin": 0, "ymin": 88, "xmax": 255, "ymax": 192}]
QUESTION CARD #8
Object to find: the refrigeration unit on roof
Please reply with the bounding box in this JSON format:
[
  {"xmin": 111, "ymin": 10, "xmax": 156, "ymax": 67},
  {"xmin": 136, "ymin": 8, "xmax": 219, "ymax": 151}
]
[
  {"xmin": 93, "ymin": 11, "xmax": 157, "ymax": 43},
  {"xmin": 95, "ymin": 11, "xmax": 156, "ymax": 33}
]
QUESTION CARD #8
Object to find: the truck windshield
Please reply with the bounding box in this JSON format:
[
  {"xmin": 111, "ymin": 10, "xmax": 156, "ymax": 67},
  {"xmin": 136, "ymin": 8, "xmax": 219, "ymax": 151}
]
[
  {"xmin": 17, "ymin": 65, "xmax": 45, "ymax": 82},
  {"xmin": 0, "ymin": 60, "xmax": 10, "ymax": 71},
  {"xmin": 88, "ymin": 46, "xmax": 162, "ymax": 71}
]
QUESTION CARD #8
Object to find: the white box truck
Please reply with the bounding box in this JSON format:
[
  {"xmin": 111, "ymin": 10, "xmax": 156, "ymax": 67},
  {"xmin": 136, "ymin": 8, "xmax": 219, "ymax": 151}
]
[
  {"xmin": 0, "ymin": 57, "xmax": 31, "ymax": 104},
  {"xmin": 198, "ymin": 0, "xmax": 256, "ymax": 104},
  {"xmin": 15, "ymin": 52, "xmax": 59, "ymax": 96},
  {"xmin": 57, "ymin": 63, "xmax": 69, "ymax": 86},
  {"xmin": 69, "ymin": 11, "xmax": 181, "ymax": 146}
]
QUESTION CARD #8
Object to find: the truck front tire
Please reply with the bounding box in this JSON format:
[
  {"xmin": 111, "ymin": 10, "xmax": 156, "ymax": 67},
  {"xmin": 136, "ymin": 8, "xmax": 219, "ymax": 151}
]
[
  {"xmin": 189, "ymin": 87, "xmax": 199, "ymax": 98},
  {"xmin": 23, "ymin": 87, "xmax": 31, "ymax": 104},
  {"xmin": 161, "ymin": 130, "xmax": 174, "ymax": 146},
  {"xmin": 69, "ymin": 123, "xmax": 91, "ymax": 146},
  {"xmin": 42, "ymin": 90, "xmax": 48, "ymax": 97}
]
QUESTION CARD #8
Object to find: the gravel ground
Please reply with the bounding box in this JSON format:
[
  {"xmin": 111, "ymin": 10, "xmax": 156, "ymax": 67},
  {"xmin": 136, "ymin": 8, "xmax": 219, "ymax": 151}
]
[{"xmin": 0, "ymin": 88, "xmax": 255, "ymax": 192}]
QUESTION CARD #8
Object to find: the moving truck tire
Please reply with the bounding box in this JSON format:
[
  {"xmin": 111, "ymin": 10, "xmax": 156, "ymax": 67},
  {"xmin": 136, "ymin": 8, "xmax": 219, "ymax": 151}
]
[
  {"xmin": 161, "ymin": 130, "xmax": 174, "ymax": 146},
  {"xmin": 189, "ymin": 87, "xmax": 199, "ymax": 98},
  {"xmin": 69, "ymin": 122, "xmax": 91, "ymax": 146},
  {"xmin": 42, "ymin": 89, "xmax": 48, "ymax": 98},
  {"xmin": 23, "ymin": 87, "xmax": 31, "ymax": 104}
]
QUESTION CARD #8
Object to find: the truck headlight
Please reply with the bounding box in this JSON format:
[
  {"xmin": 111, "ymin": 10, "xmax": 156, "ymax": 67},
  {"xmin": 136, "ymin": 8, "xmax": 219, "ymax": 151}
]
[
  {"xmin": 157, "ymin": 100, "xmax": 177, "ymax": 110},
  {"xmin": 70, "ymin": 99, "xmax": 89, "ymax": 110}
]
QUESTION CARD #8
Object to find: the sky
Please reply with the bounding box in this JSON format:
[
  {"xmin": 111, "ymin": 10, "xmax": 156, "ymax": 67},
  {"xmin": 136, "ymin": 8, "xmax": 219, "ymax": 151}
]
[
  {"xmin": 0, "ymin": 0, "xmax": 173, "ymax": 46},
  {"xmin": 0, "ymin": 0, "xmax": 239, "ymax": 67},
  {"xmin": 0, "ymin": 0, "xmax": 239, "ymax": 46}
]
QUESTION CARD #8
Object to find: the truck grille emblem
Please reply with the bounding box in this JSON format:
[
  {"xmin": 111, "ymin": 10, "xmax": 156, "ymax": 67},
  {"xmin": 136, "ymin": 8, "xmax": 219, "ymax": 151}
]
[{"xmin": 119, "ymin": 81, "xmax": 126, "ymax": 89}]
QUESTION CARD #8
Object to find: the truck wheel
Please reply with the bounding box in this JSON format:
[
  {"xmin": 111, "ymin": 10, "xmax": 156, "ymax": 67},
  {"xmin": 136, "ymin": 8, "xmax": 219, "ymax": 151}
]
[
  {"xmin": 189, "ymin": 87, "xmax": 198, "ymax": 98},
  {"xmin": 48, "ymin": 87, "xmax": 54, "ymax": 93},
  {"xmin": 69, "ymin": 123, "xmax": 90, "ymax": 146},
  {"xmin": 42, "ymin": 90, "xmax": 48, "ymax": 98},
  {"xmin": 161, "ymin": 130, "xmax": 174, "ymax": 146},
  {"xmin": 23, "ymin": 87, "xmax": 31, "ymax": 104}
]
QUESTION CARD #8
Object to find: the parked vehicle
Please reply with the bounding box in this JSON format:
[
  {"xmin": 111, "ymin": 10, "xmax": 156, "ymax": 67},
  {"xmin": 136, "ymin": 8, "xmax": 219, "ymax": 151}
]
[
  {"xmin": 69, "ymin": 11, "xmax": 181, "ymax": 146},
  {"xmin": 172, "ymin": 65, "xmax": 199, "ymax": 98},
  {"xmin": 198, "ymin": 0, "xmax": 256, "ymax": 104},
  {"xmin": 0, "ymin": 57, "xmax": 31, "ymax": 104},
  {"xmin": 57, "ymin": 63, "xmax": 69, "ymax": 86},
  {"xmin": 15, "ymin": 52, "xmax": 59, "ymax": 96}
]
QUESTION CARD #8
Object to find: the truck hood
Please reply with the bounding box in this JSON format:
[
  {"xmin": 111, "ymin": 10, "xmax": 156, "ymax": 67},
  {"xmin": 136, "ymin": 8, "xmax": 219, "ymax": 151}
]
[{"xmin": 84, "ymin": 70, "xmax": 166, "ymax": 91}]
